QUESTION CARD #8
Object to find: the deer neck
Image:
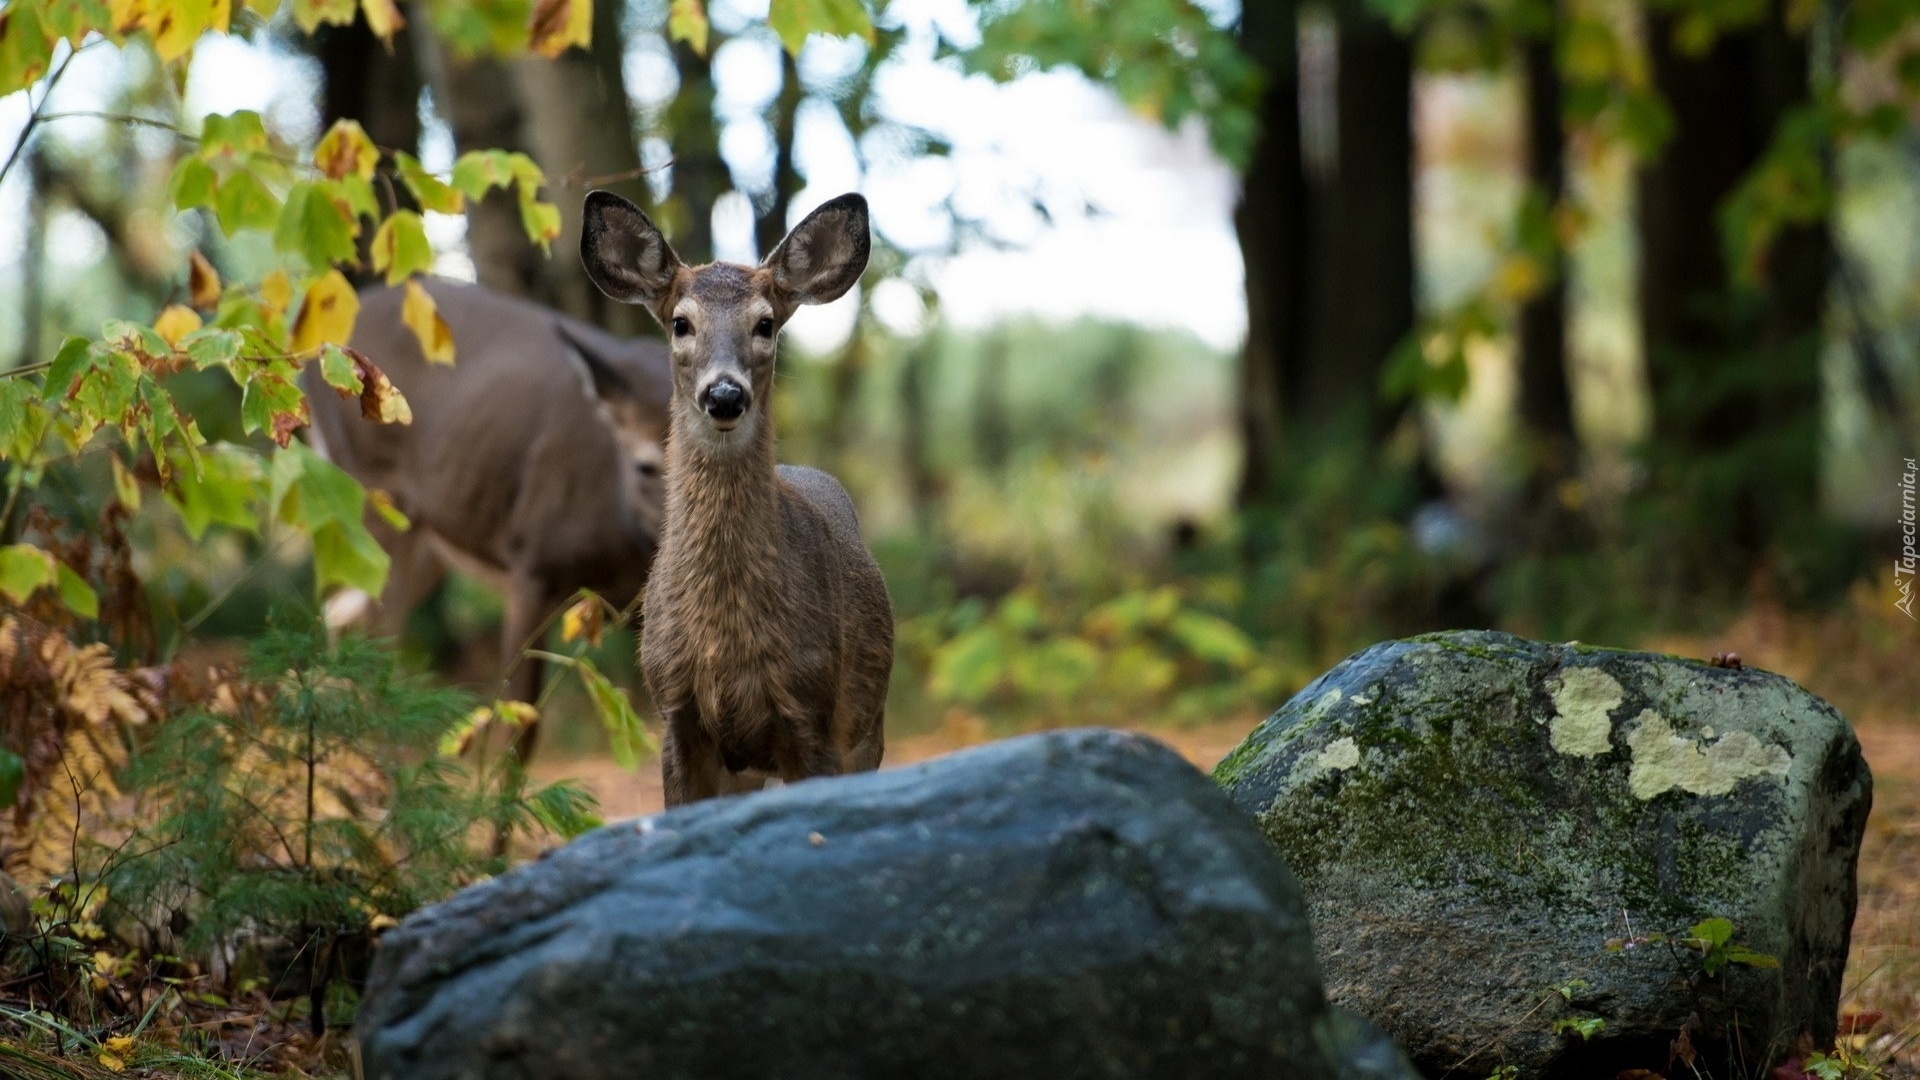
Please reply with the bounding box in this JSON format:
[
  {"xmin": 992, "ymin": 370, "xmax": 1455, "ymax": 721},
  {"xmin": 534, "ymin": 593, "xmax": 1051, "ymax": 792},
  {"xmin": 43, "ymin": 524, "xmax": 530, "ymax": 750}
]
[{"xmin": 659, "ymin": 409, "xmax": 783, "ymax": 604}]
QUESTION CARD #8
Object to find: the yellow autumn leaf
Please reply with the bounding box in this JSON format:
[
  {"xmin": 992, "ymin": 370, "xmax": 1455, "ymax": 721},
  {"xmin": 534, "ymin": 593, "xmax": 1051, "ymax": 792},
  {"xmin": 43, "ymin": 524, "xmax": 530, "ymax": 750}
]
[
  {"xmin": 361, "ymin": 0, "xmax": 404, "ymax": 39},
  {"xmin": 314, "ymin": 119, "xmax": 379, "ymax": 181},
  {"xmin": 260, "ymin": 268, "xmax": 294, "ymax": 318},
  {"xmin": 147, "ymin": 0, "xmax": 229, "ymax": 63},
  {"xmin": 350, "ymin": 350, "xmax": 412, "ymax": 424},
  {"xmin": 153, "ymin": 305, "xmax": 202, "ymax": 347},
  {"xmin": 110, "ymin": 454, "xmax": 141, "ymax": 511},
  {"xmin": 402, "ymin": 279, "xmax": 455, "ymax": 365},
  {"xmin": 291, "ymin": 270, "xmax": 360, "ymax": 354},
  {"xmin": 529, "ymin": 0, "xmax": 591, "ymax": 58},
  {"xmin": 107, "ymin": 0, "xmax": 147, "ymax": 34},
  {"xmin": 560, "ymin": 592, "xmax": 605, "ymax": 645},
  {"xmin": 189, "ymin": 250, "xmax": 221, "ymax": 308}
]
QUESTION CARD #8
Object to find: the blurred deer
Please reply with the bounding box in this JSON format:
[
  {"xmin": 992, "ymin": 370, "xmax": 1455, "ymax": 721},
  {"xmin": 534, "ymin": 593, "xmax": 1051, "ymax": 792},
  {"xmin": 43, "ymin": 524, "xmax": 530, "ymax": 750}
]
[
  {"xmin": 580, "ymin": 191, "xmax": 893, "ymax": 806},
  {"xmin": 302, "ymin": 280, "xmax": 670, "ymax": 760}
]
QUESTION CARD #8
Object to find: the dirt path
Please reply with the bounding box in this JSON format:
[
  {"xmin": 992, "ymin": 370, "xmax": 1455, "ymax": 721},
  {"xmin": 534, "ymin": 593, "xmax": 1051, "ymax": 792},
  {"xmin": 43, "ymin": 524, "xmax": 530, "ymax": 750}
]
[{"xmin": 531, "ymin": 717, "xmax": 1258, "ymax": 823}]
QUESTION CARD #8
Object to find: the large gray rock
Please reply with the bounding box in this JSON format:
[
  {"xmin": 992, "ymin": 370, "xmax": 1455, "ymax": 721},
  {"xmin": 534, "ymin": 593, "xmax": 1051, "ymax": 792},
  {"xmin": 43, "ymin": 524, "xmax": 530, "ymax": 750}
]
[
  {"xmin": 1215, "ymin": 630, "xmax": 1872, "ymax": 1078},
  {"xmin": 358, "ymin": 728, "xmax": 1369, "ymax": 1080}
]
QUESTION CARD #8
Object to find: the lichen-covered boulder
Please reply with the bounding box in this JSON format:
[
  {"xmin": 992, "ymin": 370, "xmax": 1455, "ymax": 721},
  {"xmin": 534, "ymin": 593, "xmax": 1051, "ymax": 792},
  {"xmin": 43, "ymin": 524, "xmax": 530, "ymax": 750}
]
[
  {"xmin": 1214, "ymin": 630, "xmax": 1871, "ymax": 1078},
  {"xmin": 358, "ymin": 728, "xmax": 1375, "ymax": 1080}
]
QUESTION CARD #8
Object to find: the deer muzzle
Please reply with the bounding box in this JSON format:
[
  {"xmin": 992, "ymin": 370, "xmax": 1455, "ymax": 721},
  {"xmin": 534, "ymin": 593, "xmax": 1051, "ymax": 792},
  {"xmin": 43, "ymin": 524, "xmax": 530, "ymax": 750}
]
[{"xmin": 698, "ymin": 377, "xmax": 750, "ymax": 425}]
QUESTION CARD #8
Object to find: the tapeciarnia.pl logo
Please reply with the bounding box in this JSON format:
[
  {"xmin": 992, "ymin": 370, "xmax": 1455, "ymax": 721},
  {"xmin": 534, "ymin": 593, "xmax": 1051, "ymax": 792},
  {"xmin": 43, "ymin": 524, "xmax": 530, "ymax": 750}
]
[{"xmin": 1899, "ymin": 457, "xmax": 1917, "ymax": 620}]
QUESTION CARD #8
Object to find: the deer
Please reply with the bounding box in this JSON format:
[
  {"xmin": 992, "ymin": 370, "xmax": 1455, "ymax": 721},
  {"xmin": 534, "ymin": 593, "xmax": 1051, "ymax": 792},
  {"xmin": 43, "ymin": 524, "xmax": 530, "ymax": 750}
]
[
  {"xmin": 579, "ymin": 190, "xmax": 894, "ymax": 806},
  {"xmin": 301, "ymin": 279, "xmax": 672, "ymax": 761}
]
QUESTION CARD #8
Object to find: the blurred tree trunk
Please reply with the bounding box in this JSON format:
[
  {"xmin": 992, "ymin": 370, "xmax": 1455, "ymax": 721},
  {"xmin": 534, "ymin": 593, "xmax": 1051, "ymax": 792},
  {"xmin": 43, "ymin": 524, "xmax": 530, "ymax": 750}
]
[
  {"xmin": 899, "ymin": 335, "xmax": 940, "ymax": 533},
  {"xmin": 1637, "ymin": 2, "xmax": 1826, "ymax": 555},
  {"xmin": 1515, "ymin": 28, "xmax": 1581, "ymax": 542},
  {"xmin": 755, "ymin": 49, "xmax": 804, "ymax": 260},
  {"xmin": 511, "ymin": 0, "xmax": 650, "ymax": 334},
  {"xmin": 1236, "ymin": 2, "xmax": 1416, "ymax": 506},
  {"xmin": 1233, "ymin": 0, "xmax": 1304, "ymax": 503},
  {"xmin": 666, "ymin": 39, "xmax": 727, "ymax": 265},
  {"xmin": 314, "ymin": 14, "xmax": 423, "ymax": 283},
  {"xmin": 20, "ymin": 150, "xmax": 46, "ymax": 368},
  {"xmin": 415, "ymin": 36, "xmax": 545, "ymax": 298}
]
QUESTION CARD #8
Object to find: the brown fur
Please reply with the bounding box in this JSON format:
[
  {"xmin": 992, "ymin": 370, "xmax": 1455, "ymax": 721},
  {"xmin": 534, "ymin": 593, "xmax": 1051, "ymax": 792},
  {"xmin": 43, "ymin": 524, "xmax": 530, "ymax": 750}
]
[
  {"xmin": 303, "ymin": 280, "xmax": 671, "ymax": 761},
  {"xmin": 581, "ymin": 190, "xmax": 892, "ymax": 805}
]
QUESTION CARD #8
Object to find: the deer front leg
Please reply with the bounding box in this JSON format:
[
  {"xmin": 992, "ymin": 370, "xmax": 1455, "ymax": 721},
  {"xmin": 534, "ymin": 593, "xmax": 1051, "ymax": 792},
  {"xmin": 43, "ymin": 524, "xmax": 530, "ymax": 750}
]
[
  {"xmin": 776, "ymin": 713, "xmax": 845, "ymax": 786},
  {"xmin": 500, "ymin": 571, "xmax": 559, "ymax": 761},
  {"xmin": 661, "ymin": 706, "xmax": 726, "ymax": 807}
]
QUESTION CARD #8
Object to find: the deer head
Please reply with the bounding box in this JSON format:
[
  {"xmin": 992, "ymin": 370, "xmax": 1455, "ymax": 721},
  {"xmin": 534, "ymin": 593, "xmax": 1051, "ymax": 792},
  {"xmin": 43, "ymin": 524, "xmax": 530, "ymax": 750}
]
[{"xmin": 579, "ymin": 190, "xmax": 870, "ymax": 454}]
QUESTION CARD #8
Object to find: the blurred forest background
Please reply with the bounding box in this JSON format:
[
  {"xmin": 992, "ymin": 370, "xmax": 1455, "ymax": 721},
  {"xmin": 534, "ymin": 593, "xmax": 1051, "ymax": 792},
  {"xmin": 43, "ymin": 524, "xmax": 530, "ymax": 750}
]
[{"xmin": 1, "ymin": 0, "xmax": 1919, "ymax": 1072}]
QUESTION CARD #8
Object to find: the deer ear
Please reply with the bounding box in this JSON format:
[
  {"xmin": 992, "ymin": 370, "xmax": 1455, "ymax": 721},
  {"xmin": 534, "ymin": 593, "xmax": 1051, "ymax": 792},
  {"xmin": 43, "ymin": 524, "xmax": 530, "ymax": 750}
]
[
  {"xmin": 582, "ymin": 190, "xmax": 681, "ymax": 309},
  {"xmin": 763, "ymin": 193, "xmax": 869, "ymax": 306}
]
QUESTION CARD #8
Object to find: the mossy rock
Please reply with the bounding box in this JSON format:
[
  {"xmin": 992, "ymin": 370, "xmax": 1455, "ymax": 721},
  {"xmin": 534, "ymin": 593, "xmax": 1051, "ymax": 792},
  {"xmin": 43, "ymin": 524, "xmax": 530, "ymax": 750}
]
[{"xmin": 1215, "ymin": 630, "xmax": 1871, "ymax": 1079}]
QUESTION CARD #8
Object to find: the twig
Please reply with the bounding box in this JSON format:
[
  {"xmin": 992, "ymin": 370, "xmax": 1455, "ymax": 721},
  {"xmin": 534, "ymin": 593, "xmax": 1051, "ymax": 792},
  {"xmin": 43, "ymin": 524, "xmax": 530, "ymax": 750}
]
[
  {"xmin": 549, "ymin": 158, "xmax": 676, "ymax": 190},
  {"xmin": 0, "ymin": 46, "xmax": 84, "ymax": 190}
]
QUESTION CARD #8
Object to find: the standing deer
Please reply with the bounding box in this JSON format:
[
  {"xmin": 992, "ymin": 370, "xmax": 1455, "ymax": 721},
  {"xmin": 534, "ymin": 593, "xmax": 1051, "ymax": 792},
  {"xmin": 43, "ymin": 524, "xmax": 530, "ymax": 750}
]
[
  {"xmin": 580, "ymin": 190, "xmax": 893, "ymax": 806},
  {"xmin": 302, "ymin": 279, "xmax": 671, "ymax": 760}
]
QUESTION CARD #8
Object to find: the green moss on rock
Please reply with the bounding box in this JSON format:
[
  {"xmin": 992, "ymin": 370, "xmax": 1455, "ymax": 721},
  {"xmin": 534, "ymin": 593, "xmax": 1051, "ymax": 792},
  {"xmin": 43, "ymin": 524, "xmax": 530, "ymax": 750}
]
[{"xmin": 1214, "ymin": 630, "xmax": 1871, "ymax": 1078}]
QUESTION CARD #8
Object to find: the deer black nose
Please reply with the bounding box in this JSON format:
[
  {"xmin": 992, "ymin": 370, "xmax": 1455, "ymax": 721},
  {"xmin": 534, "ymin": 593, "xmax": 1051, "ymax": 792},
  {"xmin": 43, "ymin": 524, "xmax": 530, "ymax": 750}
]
[{"xmin": 700, "ymin": 378, "xmax": 748, "ymax": 421}]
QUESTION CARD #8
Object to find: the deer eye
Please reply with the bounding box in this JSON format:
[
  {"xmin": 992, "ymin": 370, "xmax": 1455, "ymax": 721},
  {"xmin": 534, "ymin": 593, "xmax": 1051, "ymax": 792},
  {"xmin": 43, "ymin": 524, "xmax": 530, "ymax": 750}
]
[
  {"xmin": 754, "ymin": 317, "xmax": 775, "ymax": 339},
  {"xmin": 672, "ymin": 317, "xmax": 692, "ymax": 337}
]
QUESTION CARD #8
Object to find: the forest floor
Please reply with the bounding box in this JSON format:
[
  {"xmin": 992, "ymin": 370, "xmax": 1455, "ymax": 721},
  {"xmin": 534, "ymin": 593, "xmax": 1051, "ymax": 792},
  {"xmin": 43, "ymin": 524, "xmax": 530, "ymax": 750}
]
[{"xmin": 532, "ymin": 594, "xmax": 1920, "ymax": 1073}]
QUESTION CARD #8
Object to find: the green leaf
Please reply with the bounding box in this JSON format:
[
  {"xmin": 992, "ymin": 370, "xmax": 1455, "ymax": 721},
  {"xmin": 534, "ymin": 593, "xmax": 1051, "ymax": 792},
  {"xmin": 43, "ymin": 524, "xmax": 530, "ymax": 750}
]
[
  {"xmin": 238, "ymin": 358, "xmax": 308, "ymax": 445},
  {"xmin": 166, "ymin": 443, "xmax": 263, "ymax": 539},
  {"xmin": 318, "ymin": 343, "xmax": 364, "ymax": 396},
  {"xmin": 0, "ymin": 748, "xmax": 23, "ymax": 808},
  {"xmin": 0, "ymin": 377, "xmax": 48, "ymax": 462},
  {"xmin": 181, "ymin": 327, "xmax": 242, "ymax": 369},
  {"xmin": 169, "ymin": 155, "xmax": 218, "ymax": 211},
  {"xmin": 41, "ymin": 336, "xmax": 94, "ymax": 401},
  {"xmin": 275, "ymin": 181, "xmax": 359, "ymax": 269},
  {"xmin": 53, "ymin": 561, "xmax": 97, "ymax": 619},
  {"xmin": 270, "ymin": 443, "xmax": 390, "ymax": 595},
  {"xmin": 0, "ymin": 543, "xmax": 55, "ymax": 604},
  {"xmin": 310, "ymin": 520, "xmax": 391, "ymax": 595},
  {"xmin": 576, "ymin": 655, "xmax": 651, "ymax": 769},
  {"xmin": 667, "ymin": 0, "xmax": 708, "ymax": 52},
  {"xmin": 518, "ymin": 195, "xmax": 560, "ymax": 251},
  {"xmin": 0, "ymin": 0, "xmax": 54, "ymax": 96},
  {"xmin": 1689, "ymin": 917, "xmax": 1734, "ymax": 949},
  {"xmin": 1169, "ymin": 610, "xmax": 1258, "ymax": 668},
  {"xmin": 768, "ymin": 0, "xmax": 871, "ymax": 54},
  {"xmin": 200, "ymin": 111, "xmax": 271, "ymax": 156},
  {"xmin": 371, "ymin": 210, "xmax": 434, "ymax": 284},
  {"xmin": 450, "ymin": 149, "xmax": 540, "ymax": 201},
  {"xmin": 931, "ymin": 626, "xmax": 1006, "ymax": 702},
  {"xmin": 393, "ymin": 151, "xmax": 462, "ymax": 215},
  {"xmin": 213, "ymin": 167, "xmax": 282, "ymax": 236}
]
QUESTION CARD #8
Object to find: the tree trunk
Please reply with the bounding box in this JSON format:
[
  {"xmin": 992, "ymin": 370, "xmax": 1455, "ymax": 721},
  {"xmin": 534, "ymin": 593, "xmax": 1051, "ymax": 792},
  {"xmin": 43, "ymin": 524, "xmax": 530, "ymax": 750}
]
[
  {"xmin": 1233, "ymin": 0, "xmax": 1305, "ymax": 504},
  {"xmin": 665, "ymin": 40, "xmax": 727, "ymax": 265},
  {"xmin": 1638, "ymin": 2, "xmax": 1826, "ymax": 554},
  {"xmin": 1512, "ymin": 27, "xmax": 1583, "ymax": 553},
  {"xmin": 510, "ymin": 0, "xmax": 650, "ymax": 334},
  {"xmin": 1294, "ymin": 11, "xmax": 1414, "ymax": 434},
  {"xmin": 1517, "ymin": 33, "xmax": 1576, "ymax": 476},
  {"xmin": 313, "ymin": 14, "xmax": 423, "ymax": 282},
  {"xmin": 1236, "ymin": 2, "xmax": 1416, "ymax": 507},
  {"xmin": 755, "ymin": 49, "xmax": 804, "ymax": 260},
  {"xmin": 415, "ymin": 31, "xmax": 544, "ymax": 299}
]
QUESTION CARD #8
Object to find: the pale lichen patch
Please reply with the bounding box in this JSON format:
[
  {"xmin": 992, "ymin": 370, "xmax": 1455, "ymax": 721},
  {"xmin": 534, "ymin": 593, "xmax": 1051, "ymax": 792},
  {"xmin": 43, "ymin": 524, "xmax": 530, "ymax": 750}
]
[
  {"xmin": 1625, "ymin": 710, "xmax": 1791, "ymax": 800},
  {"xmin": 1546, "ymin": 666, "xmax": 1624, "ymax": 757},
  {"xmin": 1314, "ymin": 737, "xmax": 1361, "ymax": 774}
]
